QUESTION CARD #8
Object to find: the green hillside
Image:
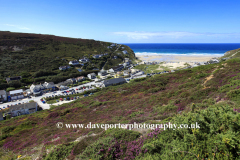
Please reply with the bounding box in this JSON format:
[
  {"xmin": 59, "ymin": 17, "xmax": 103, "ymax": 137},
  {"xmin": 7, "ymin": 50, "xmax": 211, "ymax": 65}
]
[
  {"xmin": 0, "ymin": 31, "xmax": 135, "ymax": 90},
  {"xmin": 0, "ymin": 55, "xmax": 240, "ymax": 159}
]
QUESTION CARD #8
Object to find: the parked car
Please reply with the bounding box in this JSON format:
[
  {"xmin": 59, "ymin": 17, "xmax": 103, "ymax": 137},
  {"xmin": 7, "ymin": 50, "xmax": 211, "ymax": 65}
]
[
  {"xmin": 56, "ymin": 100, "xmax": 59, "ymax": 102},
  {"xmin": 77, "ymin": 96, "xmax": 79, "ymax": 99},
  {"xmin": 74, "ymin": 97, "xmax": 76, "ymax": 99},
  {"xmin": 60, "ymin": 98, "xmax": 63, "ymax": 101},
  {"xmin": 40, "ymin": 99, "xmax": 43, "ymax": 101},
  {"xmin": 67, "ymin": 97, "xmax": 70, "ymax": 100},
  {"xmin": 70, "ymin": 97, "xmax": 73, "ymax": 100},
  {"xmin": 42, "ymin": 101, "xmax": 46, "ymax": 104},
  {"xmin": 64, "ymin": 98, "xmax": 66, "ymax": 101},
  {"xmin": 90, "ymin": 93, "xmax": 93, "ymax": 95},
  {"xmin": 84, "ymin": 94, "xmax": 88, "ymax": 97}
]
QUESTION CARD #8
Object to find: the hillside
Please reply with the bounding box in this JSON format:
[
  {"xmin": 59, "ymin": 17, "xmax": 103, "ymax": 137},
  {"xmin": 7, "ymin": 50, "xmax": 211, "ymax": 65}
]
[
  {"xmin": 0, "ymin": 55, "xmax": 240, "ymax": 159},
  {"xmin": 223, "ymin": 48, "xmax": 240, "ymax": 59},
  {"xmin": 0, "ymin": 31, "xmax": 135, "ymax": 90}
]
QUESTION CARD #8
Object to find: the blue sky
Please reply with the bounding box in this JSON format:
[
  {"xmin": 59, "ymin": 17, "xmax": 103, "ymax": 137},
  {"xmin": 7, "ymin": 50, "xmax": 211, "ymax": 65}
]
[{"xmin": 1, "ymin": 0, "xmax": 240, "ymax": 43}]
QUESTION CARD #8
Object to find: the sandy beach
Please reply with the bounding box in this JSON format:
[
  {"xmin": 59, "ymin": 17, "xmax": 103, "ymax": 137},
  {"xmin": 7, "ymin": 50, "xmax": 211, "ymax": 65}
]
[{"xmin": 137, "ymin": 54, "xmax": 221, "ymax": 70}]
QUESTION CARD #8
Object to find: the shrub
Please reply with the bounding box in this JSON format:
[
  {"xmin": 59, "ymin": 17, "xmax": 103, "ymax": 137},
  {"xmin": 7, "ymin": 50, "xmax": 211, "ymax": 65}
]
[
  {"xmin": 6, "ymin": 87, "xmax": 15, "ymax": 92},
  {"xmin": 44, "ymin": 142, "xmax": 75, "ymax": 160}
]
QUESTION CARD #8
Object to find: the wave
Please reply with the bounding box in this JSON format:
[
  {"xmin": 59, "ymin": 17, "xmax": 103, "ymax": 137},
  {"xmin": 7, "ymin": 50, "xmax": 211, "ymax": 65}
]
[{"xmin": 135, "ymin": 52, "xmax": 224, "ymax": 57}]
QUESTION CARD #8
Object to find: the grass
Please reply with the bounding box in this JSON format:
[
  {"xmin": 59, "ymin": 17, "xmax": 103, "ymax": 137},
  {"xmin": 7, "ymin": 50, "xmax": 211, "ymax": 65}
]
[{"xmin": 133, "ymin": 64, "xmax": 161, "ymax": 74}]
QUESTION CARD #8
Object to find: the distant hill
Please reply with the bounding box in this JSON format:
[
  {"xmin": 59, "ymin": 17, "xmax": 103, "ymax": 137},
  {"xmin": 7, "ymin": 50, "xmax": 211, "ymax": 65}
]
[
  {"xmin": 0, "ymin": 31, "xmax": 135, "ymax": 89},
  {"xmin": 223, "ymin": 48, "xmax": 240, "ymax": 59}
]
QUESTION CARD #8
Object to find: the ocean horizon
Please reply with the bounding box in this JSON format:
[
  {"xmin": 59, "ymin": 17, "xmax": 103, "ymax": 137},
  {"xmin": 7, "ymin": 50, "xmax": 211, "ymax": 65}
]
[{"xmin": 123, "ymin": 43, "xmax": 240, "ymax": 56}]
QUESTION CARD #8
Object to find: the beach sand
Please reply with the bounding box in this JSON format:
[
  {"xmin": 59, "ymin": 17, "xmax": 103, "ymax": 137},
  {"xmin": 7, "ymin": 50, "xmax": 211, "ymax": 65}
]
[{"xmin": 137, "ymin": 55, "xmax": 221, "ymax": 70}]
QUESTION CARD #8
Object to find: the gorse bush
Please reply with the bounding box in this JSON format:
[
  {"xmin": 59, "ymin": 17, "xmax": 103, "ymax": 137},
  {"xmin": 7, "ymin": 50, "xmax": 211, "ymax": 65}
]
[{"xmin": 138, "ymin": 104, "xmax": 240, "ymax": 160}]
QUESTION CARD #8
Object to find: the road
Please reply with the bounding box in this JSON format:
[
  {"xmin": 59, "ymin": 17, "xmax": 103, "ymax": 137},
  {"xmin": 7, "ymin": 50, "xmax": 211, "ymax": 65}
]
[{"xmin": 0, "ymin": 81, "xmax": 103, "ymax": 110}]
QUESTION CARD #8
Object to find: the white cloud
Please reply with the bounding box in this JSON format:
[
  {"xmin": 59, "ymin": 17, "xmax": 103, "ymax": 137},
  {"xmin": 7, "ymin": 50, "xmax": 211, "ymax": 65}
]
[
  {"xmin": 112, "ymin": 31, "xmax": 240, "ymax": 39},
  {"xmin": 4, "ymin": 24, "xmax": 30, "ymax": 30}
]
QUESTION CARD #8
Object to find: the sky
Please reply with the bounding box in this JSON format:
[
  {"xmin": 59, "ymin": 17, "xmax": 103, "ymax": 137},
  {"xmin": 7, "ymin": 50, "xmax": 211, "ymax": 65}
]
[{"xmin": 1, "ymin": 0, "xmax": 240, "ymax": 43}]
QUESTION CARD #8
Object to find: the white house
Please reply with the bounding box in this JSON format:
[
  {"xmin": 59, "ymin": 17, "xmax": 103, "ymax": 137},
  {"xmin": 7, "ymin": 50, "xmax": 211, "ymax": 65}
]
[
  {"xmin": 87, "ymin": 73, "xmax": 96, "ymax": 79},
  {"xmin": 110, "ymin": 43, "xmax": 116, "ymax": 47},
  {"xmin": 0, "ymin": 90, "xmax": 7, "ymax": 102},
  {"xmin": 30, "ymin": 84, "xmax": 41, "ymax": 93},
  {"xmin": 69, "ymin": 60, "xmax": 79, "ymax": 65},
  {"xmin": 9, "ymin": 89, "xmax": 24, "ymax": 100},
  {"xmin": 59, "ymin": 65, "xmax": 71, "ymax": 70},
  {"xmin": 79, "ymin": 59, "xmax": 89, "ymax": 63},
  {"xmin": 108, "ymin": 68, "xmax": 115, "ymax": 73},
  {"xmin": 43, "ymin": 82, "xmax": 55, "ymax": 89},
  {"xmin": 93, "ymin": 55, "xmax": 100, "ymax": 59},
  {"xmin": 98, "ymin": 70, "xmax": 108, "ymax": 76},
  {"xmin": 122, "ymin": 50, "xmax": 128, "ymax": 54}
]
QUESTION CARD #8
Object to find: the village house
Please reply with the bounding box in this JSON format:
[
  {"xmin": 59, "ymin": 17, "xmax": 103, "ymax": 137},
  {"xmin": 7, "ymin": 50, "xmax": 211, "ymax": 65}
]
[
  {"xmin": 79, "ymin": 59, "xmax": 89, "ymax": 63},
  {"xmin": 122, "ymin": 50, "xmax": 128, "ymax": 54},
  {"xmin": 43, "ymin": 82, "xmax": 55, "ymax": 90},
  {"xmin": 102, "ymin": 78, "xmax": 127, "ymax": 87},
  {"xmin": 110, "ymin": 43, "xmax": 116, "ymax": 47},
  {"xmin": 66, "ymin": 78, "xmax": 76, "ymax": 84},
  {"xmin": 76, "ymin": 76, "xmax": 85, "ymax": 82},
  {"xmin": 114, "ymin": 72, "xmax": 123, "ymax": 78},
  {"xmin": 9, "ymin": 102, "xmax": 38, "ymax": 117},
  {"xmin": 123, "ymin": 70, "xmax": 130, "ymax": 77},
  {"xmin": 6, "ymin": 76, "xmax": 22, "ymax": 84},
  {"xmin": 59, "ymin": 65, "xmax": 71, "ymax": 70},
  {"xmin": 108, "ymin": 68, "xmax": 115, "ymax": 73},
  {"xmin": 87, "ymin": 73, "xmax": 96, "ymax": 79},
  {"xmin": 9, "ymin": 89, "xmax": 24, "ymax": 100},
  {"xmin": 124, "ymin": 58, "xmax": 129, "ymax": 62},
  {"xmin": 0, "ymin": 90, "xmax": 7, "ymax": 102},
  {"xmin": 131, "ymin": 69, "xmax": 140, "ymax": 74},
  {"xmin": 98, "ymin": 70, "xmax": 108, "ymax": 76},
  {"xmin": 92, "ymin": 55, "xmax": 100, "ymax": 59},
  {"xmin": 111, "ymin": 65, "xmax": 124, "ymax": 72},
  {"xmin": 69, "ymin": 60, "xmax": 79, "ymax": 65}
]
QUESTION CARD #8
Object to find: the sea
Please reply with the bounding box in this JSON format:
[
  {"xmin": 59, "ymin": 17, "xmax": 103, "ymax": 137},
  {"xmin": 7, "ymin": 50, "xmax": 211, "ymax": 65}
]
[{"xmin": 123, "ymin": 43, "xmax": 240, "ymax": 57}]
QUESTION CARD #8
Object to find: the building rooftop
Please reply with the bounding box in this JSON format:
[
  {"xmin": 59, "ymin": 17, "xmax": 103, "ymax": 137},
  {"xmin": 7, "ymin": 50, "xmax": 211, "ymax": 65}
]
[{"xmin": 9, "ymin": 89, "xmax": 23, "ymax": 95}]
